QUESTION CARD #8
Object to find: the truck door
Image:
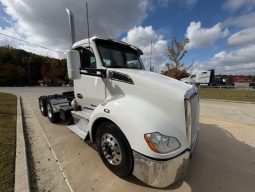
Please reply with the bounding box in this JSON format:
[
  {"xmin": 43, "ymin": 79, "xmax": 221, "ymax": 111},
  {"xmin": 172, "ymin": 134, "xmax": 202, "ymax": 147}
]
[{"xmin": 74, "ymin": 47, "xmax": 106, "ymax": 109}]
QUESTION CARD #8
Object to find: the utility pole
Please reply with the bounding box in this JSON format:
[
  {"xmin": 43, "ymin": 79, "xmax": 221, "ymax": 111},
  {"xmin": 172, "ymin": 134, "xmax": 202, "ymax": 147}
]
[
  {"xmin": 191, "ymin": 58, "xmax": 194, "ymax": 75},
  {"xmin": 149, "ymin": 40, "xmax": 152, "ymax": 71}
]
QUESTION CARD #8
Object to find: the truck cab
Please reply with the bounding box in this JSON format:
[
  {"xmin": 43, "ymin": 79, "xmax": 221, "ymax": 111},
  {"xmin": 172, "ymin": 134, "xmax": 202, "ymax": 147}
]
[
  {"xmin": 71, "ymin": 37, "xmax": 144, "ymax": 109},
  {"xmin": 39, "ymin": 36, "xmax": 199, "ymax": 188}
]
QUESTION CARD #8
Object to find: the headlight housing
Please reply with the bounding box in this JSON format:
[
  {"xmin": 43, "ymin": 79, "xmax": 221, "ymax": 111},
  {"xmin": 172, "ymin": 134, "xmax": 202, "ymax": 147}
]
[{"xmin": 144, "ymin": 132, "xmax": 181, "ymax": 154}]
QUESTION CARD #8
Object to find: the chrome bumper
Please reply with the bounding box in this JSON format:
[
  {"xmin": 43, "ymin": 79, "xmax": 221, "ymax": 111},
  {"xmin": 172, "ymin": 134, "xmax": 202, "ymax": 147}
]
[{"xmin": 132, "ymin": 150, "xmax": 190, "ymax": 188}]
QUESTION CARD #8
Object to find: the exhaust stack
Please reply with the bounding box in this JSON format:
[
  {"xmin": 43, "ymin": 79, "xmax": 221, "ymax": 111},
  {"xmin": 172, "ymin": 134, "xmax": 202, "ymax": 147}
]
[{"xmin": 66, "ymin": 8, "xmax": 76, "ymax": 46}]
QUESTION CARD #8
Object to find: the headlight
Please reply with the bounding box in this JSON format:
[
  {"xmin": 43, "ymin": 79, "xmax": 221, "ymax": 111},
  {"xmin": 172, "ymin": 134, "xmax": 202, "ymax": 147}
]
[{"xmin": 144, "ymin": 132, "xmax": 181, "ymax": 154}]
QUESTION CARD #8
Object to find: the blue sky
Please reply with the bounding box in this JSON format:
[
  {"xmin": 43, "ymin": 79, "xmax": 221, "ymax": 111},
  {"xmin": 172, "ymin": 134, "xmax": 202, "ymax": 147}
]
[
  {"xmin": 141, "ymin": 0, "xmax": 250, "ymax": 70},
  {"xmin": 0, "ymin": 0, "xmax": 255, "ymax": 74},
  {"xmin": 0, "ymin": 3, "xmax": 12, "ymax": 28},
  {"xmin": 145, "ymin": 1, "xmax": 225, "ymax": 35}
]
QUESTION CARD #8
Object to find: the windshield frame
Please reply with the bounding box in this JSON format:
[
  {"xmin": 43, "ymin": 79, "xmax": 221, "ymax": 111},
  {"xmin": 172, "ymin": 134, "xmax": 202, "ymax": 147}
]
[{"xmin": 95, "ymin": 39, "xmax": 145, "ymax": 70}]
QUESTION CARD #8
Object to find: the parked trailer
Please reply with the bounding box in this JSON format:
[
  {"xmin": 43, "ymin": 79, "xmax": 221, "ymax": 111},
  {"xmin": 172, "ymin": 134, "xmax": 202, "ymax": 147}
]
[
  {"xmin": 182, "ymin": 69, "xmax": 235, "ymax": 88},
  {"xmin": 181, "ymin": 69, "xmax": 214, "ymax": 85},
  {"xmin": 38, "ymin": 9, "xmax": 199, "ymax": 188}
]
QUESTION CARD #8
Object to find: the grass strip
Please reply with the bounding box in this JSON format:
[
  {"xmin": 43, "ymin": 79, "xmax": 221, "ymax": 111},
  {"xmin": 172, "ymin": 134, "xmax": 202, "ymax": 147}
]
[
  {"xmin": 199, "ymin": 88, "xmax": 255, "ymax": 102},
  {"xmin": 0, "ymin": 92, "xmax": 17, "ymax": 192}
]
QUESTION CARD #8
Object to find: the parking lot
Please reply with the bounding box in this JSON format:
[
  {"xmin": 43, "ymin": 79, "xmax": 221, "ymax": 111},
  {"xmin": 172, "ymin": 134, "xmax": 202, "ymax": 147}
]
[{"xmin": 1, "ymin": 87, "xmax": 255, "ymax": 192}]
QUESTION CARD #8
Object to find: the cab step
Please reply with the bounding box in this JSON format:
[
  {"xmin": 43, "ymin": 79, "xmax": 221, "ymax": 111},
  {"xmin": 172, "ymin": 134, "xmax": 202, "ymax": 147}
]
[
  {"xmin": 66, "ymin": 108, "xmax": 93, "ymax": 140},
  {"xmin": 71, "ymin": 109, "xmax": 93, "ymax": 121},
  {"xmin": 67, "ymin": 123, "xmax": 88, "ymax": 139}
]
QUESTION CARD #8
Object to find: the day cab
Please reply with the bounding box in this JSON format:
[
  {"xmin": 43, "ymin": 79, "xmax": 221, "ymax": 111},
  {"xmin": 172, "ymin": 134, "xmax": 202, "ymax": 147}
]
[{"xmin": 40, "ymin": 36, "xmax": 200, "ymax": 188}]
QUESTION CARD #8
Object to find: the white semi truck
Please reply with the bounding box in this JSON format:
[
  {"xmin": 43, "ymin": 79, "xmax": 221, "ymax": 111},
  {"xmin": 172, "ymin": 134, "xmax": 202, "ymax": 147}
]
[
  {"xmin": 181, "ymin": 69, "xmax": 214, "ymax": 85},
  {"xmin": 38, "ymin": 9, "xmax": 199, "ymax": 188},
  {"xmin": 182, "ymin": 69, "xmax": 235, "ymax": 88}
]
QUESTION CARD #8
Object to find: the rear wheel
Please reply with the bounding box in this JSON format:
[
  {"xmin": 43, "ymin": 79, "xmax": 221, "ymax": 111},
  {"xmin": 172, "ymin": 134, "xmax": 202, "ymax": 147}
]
[
  {"xmin": 39, "ymin": 96, "xmax": 47, "ymax": 116},
  {"xmin": 46, "ymin": 102, "xmax": 59, "ymax": 123},
  {"xmin": 96, "ymin": 122, "xmax": 133, "ymax": 177}
]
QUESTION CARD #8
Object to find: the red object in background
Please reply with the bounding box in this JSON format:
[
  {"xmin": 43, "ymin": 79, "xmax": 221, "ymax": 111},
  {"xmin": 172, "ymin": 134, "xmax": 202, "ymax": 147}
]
[{"xmin": 232, "ymin": 76, "xmax": 252, "ymax": 83}]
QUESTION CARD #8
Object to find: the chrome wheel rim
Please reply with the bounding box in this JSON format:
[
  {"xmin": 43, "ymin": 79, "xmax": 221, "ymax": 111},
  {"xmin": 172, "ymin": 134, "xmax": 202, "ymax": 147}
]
[
  {"xmin": 101, "ymin": 133, "xmax": 122, "ymax": 165},
  {"xmin": 47, "ymin": 104, "xmax": 52, "ymax": 118},
  {"xmin": 40, "ymin": 100, "xmax": 44, "ymax": 112}
]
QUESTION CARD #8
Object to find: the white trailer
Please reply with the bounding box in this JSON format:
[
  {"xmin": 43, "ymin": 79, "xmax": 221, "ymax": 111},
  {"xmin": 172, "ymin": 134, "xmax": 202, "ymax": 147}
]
[
  {"xmin": 181, "ymin": 69, "xmax": 213, "ymax": 85},
  {"xmin": 38, "ymin": 9, "xmax": 199, "ymax": 188}
]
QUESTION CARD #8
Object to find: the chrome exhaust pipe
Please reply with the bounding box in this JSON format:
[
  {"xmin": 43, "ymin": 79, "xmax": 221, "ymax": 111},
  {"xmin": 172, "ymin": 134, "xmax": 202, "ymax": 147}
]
[{"xmin": 66, "ymin": 8, "xmax": 75, "ymax": 47}]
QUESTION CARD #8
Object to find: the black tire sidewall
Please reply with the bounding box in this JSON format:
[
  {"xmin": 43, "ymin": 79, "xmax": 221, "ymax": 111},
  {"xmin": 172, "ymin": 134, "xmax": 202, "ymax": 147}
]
[
  {"xmin": 96, "ymin": 122, "xmax": 133, "ymax": 177},
  {"xmin": 46, "ymin": 101, "xmax": 59, "ymax": 123},
  {"xmin": 39, "ymin": 96, "xmax": 47, "ymax": 116}
]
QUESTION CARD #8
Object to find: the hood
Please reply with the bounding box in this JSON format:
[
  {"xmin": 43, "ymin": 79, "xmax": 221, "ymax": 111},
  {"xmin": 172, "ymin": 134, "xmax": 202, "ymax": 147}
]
[
  {"xmin": 110, "ymin": 68, "xmax": 192, "ymax": 97},
  {"xmin": 105, "ymin": 68, "xmax": 196, "ymax": 154}
]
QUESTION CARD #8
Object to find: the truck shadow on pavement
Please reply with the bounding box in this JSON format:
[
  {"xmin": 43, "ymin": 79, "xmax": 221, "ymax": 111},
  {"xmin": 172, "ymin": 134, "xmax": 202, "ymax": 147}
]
[
  {"xmin": 185, "ymin": 122, "xmax": 255, "ymax": 192},
  {"xmin": 124, "ymin": 122, "xmax": 255, "ymax": 191}
]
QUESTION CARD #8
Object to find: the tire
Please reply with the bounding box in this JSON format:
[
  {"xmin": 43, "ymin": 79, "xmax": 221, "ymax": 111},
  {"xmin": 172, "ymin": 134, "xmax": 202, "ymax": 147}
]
[
  {"xmin": 46, "ymin": 101, "xmax": 59, "ymax": 123},
  {"xmin": 96, "ymin": 122, "xmax": 133, "ymax": 178},
  {"xmin": 39, "ymin": 96, "xmax": 47, "ymax": 116}
]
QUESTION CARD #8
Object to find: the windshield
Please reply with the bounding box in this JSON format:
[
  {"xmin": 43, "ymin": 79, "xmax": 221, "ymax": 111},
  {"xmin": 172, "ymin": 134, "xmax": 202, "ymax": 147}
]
[{"xmin": 96, "ymin": 40, "xmax": 144, "ymax": 69}]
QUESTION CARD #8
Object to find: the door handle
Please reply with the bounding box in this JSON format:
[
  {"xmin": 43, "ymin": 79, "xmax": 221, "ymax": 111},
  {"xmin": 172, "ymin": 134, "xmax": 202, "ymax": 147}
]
[{"xmin": 77, "ymin": 93, "xmax": 83, "ymax": 99}]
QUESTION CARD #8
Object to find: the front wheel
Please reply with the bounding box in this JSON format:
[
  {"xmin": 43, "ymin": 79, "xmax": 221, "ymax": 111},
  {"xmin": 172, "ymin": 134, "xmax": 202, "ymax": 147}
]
[{"xmin": 96, "ymin": 122, "xmax": 133, "ymax": 177}]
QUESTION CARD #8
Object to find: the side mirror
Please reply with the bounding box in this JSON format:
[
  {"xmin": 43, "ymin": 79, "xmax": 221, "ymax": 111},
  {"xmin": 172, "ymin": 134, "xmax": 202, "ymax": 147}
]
[{"xmin": 65, "ymin": 50, "xmax": 81, "ymax": 80}]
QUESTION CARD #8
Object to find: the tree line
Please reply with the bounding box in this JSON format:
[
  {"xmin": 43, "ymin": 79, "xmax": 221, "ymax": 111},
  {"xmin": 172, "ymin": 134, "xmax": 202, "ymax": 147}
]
[
  {"xmin": 0, "ymin": 46, "xmax": 68, "ymax": 86},
  {"xmin": 0, "ymin": 37, "xmax": 190, "ymax": 87}
]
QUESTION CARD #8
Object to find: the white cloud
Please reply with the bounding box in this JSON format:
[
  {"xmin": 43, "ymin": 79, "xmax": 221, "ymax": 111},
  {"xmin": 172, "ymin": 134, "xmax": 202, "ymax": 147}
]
[
  {"xmin": 228, "ymin": 27, "xmax": 255, "ymax": 47},
  {"xmin": 214, "ymin": 51, "xmax": 227, "ymax": 58},
  {"xmin": 185, "ymin": 21, "xmax": 229, "ymax": 50},
  {"xmin": 195, "ymin": 45, "xmax": 255, "ymax": 75},
  {"xmin": 223, "ymin": 0, "xmax": 255, "ymax": 12},
  {"xmin": 223, "ymin": 12, "xmax": 255, "ymax": 28},
  {"xmin": 218, "ymin": 10, "xmax": 255, "ymax": 74},
  {"xmin": 183, "ymin": 0, "xmax": 199, "ymax": 8},
  {"xmin": 0, "ymin": 24, "xmax": 64, "ymax": 58},
  {"xmin": 122, "ymin": 26, "xmax": 168, "ymax": 71},
  {"xmin": 156, "ymin": 0, "xmax": 169, "ymax": 8},
  {"xmin": 192, "ymin": 17, "xmax": 255, "ymax": 75},
  {"xmin": 155, "ymin": 0, "xmax": 199, "ymax": 8},
  {"xmin": 0, "ymin": 0, "xmax": 149, "ymax": 58}
]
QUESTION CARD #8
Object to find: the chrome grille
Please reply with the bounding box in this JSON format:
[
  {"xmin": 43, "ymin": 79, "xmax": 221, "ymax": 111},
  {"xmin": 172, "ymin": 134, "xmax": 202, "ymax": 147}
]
[
  {"xmin": 190, "ymin": 94, "xmax": 199, "ymax": 145},
  {"xmin": 185, "ymin": 88, "xmax": 199, "ymax": 148}
]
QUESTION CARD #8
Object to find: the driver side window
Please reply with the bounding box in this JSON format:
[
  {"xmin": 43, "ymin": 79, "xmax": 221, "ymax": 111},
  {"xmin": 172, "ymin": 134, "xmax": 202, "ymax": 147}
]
[{"xmin": 76, "ymin": 47, "xmax": 96, "ymax": 69}]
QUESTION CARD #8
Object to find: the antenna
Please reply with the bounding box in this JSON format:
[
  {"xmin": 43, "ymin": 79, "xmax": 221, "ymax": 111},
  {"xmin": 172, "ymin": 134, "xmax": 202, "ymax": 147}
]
[
  {"xmin": 85, "ymin": 2, "xmax": 90, "ymax": 49},
  {"xmin": 149, "ymin": 40, "xmax": 152, "ymax": 71}
]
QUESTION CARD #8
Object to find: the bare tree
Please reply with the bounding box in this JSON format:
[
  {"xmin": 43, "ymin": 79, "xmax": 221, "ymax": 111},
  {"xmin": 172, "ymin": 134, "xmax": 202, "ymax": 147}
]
[{"xmin": 163, "ymin": 37, "xmax": 190, "ymax": 79}]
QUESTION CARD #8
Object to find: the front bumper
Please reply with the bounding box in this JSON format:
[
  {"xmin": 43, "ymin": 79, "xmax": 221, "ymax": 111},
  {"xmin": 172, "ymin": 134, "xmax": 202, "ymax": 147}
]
[{"xmin": 132, "ymin": 150, "xmax": 190, "ymax": 188}]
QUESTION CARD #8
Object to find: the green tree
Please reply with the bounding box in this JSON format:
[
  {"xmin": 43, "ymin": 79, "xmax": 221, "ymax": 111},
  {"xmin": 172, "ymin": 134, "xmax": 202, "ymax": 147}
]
[
  {"xmin": 0, "ymin": 64, "xmax": 24, "ymax": 86},
  {"xmin": 0, "ymin": 46, "xmax": 68, "ymax": 86}
]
